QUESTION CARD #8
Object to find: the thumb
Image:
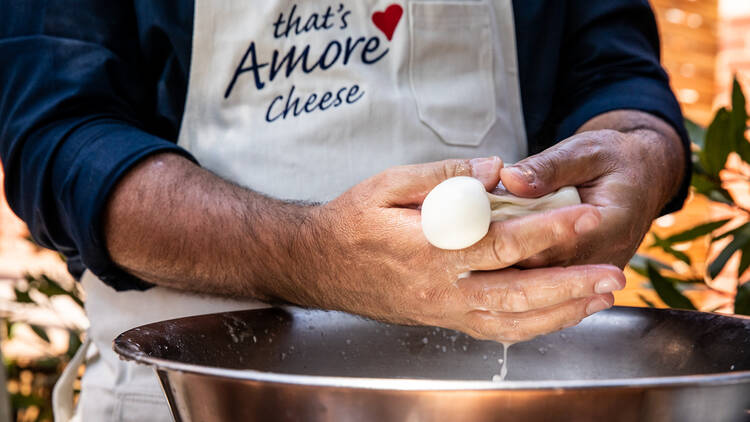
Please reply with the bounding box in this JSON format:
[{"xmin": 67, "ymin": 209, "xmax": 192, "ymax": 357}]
[
  {"xmin": 376, "ymin": 156, "xmax": 502, "ymax": 206},
  {"xmin": 500, "ymin": 140, "xmax": 608, "ymax": 198}
]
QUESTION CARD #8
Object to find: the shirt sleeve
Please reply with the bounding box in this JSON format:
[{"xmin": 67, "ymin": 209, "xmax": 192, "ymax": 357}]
[
  {"xmin": 552, "ymin": 0, "xmax": 691, "ymax": 215},
  {"xmin": 0, "ymin": 1, "xmax": 195, "ymax": 290}
]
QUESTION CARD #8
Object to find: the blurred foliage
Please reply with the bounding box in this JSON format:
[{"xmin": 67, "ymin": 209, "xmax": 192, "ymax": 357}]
[
  {"xmin": 3, "ymin": 270, "xmax": 85, "ymax": 421},
  {"xmin": 630, "ymin": 77, "xmax": 750, "ymax": 315}
]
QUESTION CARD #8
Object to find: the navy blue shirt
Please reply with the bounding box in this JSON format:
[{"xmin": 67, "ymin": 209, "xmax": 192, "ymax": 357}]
[{"xmin": 0, "ymin": 0, "xmax": 690, "ymax": 291}]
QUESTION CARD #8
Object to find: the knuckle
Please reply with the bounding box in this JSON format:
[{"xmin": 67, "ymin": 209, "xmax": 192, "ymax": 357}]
[
  {"xmin": 533, "ymin": 150, "xmax": 569, "ymax": 180},
  {"xmin": 563, "ymin": 269, "xmax": 583, "ymax": 299},
  {"xmin": 526, "ymin": 159, "xmax": 559, "ymax": 185},
  {"xmin": 583, "ymin": 132, "xmax": 620, "ymax": 163},
  {"xmin": 507, "ymin": 234, "xmax": 530, "ymax": 264},
  {"xmin": 580, "ymin": 266, "xmax": 596, "ymax": 292},
  {"xmin": 420, "ymin": 286, "xmax": 450, "ymax": 306},
  {"xmin": 374, "ymin": 168, "xmax": 398, "ymax": 189},
  {"xmin": 490, "ymin": 234, "xmax": 514, "ymax": 268},
  {"xmin": 494, "ymin": 225, "xmax": 534, "ymax": 264},
  {"xmin": 441, "ymin": 159, "xmax": 471, "ymax": 180},
  {"xmin": 466, "ymin": 287, "xmax": 490, "ymax": 309},
  {"xmin": 551, "ymin": 219, "xmax": 570, "ymax": 241},
  {"xmin": 499, "ymin": 284, "xmax": 531, "ymax": 312}
]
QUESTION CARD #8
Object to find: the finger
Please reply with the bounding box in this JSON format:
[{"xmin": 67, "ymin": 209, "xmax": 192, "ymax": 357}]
[
  {"xmin": 372, "ymin": 157, "xmax": 502, "ymax": 206},
  {"xmin": 515, "ymin": 237, "xmax": 604, "ymax": 268},
  {"xmin": 500, "ymin": 132, "xmax": 620, "ymax": 198},
  {"xmin": 457, "ymin": 265, "xmax": 625, "ymax": 313},
  {"xmin": 462, "ymin": 293, "xmax": 615, "ymax": 342},
  {"xmin": 514, "ymin": 238, "xmax": 583, "ymax": 268},
  {"xmin": 469, "ymin": 156, "xmax": 505, "ymax": 191},
  {"xmin": 459, "ymin": 204, "xmax": 601, "ymax": 270},
  {"xmin": 514, "ymin": 205, "xmax": 639, "ymax": 269}
]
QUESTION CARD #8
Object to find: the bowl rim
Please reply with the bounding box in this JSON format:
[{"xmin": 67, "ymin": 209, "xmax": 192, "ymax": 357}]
[{"xmin": 114, "ymin": 306, "xmax": 750, "ymax": 391}]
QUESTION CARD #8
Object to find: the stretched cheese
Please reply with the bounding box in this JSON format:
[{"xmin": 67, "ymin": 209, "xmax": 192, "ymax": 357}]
[{"xmin": 488, "ymin": 185, "xmax": 580, "ymax": 222}]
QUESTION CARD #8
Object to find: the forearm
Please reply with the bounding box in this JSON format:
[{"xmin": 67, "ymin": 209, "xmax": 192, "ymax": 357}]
[
  {"xmin": 103, "ymin": 152, "xmax": 322, "ymax": 302},
  {"xmin": 575, "ymin": 110, "xmax": 686, "ymax": 218}
]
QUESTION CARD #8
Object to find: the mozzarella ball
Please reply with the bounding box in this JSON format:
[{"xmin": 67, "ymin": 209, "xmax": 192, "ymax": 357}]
[{"xmin": 421, "ymin": 177, "xmax": 491, "ymax": 250}]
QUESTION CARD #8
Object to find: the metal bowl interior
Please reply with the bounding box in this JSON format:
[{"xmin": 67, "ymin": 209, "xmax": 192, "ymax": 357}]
[{"xmin": 114, "ymin": 306, "xmax": 750, "ymax": 389}]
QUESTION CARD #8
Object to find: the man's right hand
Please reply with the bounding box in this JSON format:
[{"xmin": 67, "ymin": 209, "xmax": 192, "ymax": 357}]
[
  {"xmin": 302, "ymin": 158, "xmax": 624, "ymax": 342},
  {"xmin": 105, "ymin": 154, "xmax": 624, "ymax": 343}
]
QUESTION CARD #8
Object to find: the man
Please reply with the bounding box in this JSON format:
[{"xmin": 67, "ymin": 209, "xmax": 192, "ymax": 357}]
[{"xmin": 0, "ymin": 0, "xmax": 688, "ymax": 420}]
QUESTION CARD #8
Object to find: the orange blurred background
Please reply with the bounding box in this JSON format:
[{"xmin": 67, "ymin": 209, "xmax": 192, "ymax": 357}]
[{"xmin": 618, "ymin": 0, "xmax": 750, "ymax": 310}]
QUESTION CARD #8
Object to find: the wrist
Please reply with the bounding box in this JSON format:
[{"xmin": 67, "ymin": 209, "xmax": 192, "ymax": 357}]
[
  {"xmin": 622, "ymin": 127, "xmax": 686, "ymax": 217},
  {"xmin": 576, "ymin": 110, "xmax": 687, "ymax": 217},
  {"xmin": 241, "ymin": 200, "xmax": 328, "ymax": 305}
]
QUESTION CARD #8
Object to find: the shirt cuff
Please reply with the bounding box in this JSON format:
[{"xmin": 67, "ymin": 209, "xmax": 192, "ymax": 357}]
[
  {"xmin": 555, "ymin": 76, "xmax": 692, "ymax": 216},
  {"xmin": 52, "ymin": 118, "xmax": 196, "ymax": 290}
]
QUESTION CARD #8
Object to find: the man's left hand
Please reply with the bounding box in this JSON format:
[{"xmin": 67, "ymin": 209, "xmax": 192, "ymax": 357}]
[{"xmin": 499, "ymin": 110, "xmax": 686, "ymax": 269}]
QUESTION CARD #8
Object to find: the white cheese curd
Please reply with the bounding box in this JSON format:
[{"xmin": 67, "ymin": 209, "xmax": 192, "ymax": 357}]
[
  {"xmin": 420, "ymin": 176, "xmax": 491, "ymax": 250},
  {"xmin": 421, "ymin": 177, "xmax": 581, "ymax": 250}
]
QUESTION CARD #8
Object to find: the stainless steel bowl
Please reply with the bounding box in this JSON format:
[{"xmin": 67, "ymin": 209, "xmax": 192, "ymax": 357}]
[{"xmin": 114, "ymin": 306, "xmax": 750, "ymax": 422}]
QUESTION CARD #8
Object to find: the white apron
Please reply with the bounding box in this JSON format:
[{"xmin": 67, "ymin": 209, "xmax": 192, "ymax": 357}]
[{"xmin": 53, "ymin": 1, "xmax": 527, "ymax": 420}]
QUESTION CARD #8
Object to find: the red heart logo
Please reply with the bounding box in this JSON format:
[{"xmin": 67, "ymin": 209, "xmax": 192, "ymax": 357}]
[{"xmin": 372, "ymin": 4, "xmax": 403, "ymax": 41}]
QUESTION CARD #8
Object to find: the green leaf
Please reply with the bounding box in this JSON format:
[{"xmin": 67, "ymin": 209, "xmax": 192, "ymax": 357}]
[
  {"xmin": 690, "ymin": 173, "xmax": 734, "ymax": 204},
  {"xmin": 736, "ymin": 283, "xmax": 750, "ymax": 315},
  {"xmin": 676, "ymin": 277, "xmax": 707, "ymax": 285},
  {"xmin": 10, "ymin": 392, "xmax": 47, "ymax": 409},
  {"xmin": 714, "ymin": 222, "xmax": 749, "ymax": 242},
  {"xmin": 13, "ymin": 288, "xmax": 34, "ymax": 304},
  {"xmin": 649, "ymin": 234, "xmax": 692, "ymax": 265},
  {"xmin": 730, "ymin": 78, "xmax": 750, "ymax": 164},
  {"xmin": 647, "ymin": 262, "xmax": 697, "ymax": 310},
  {"xmin": 708, "ymin": 233, "xmax": 750, "ymax": 279},
  {"xmin": 34, "ymin": 276, "xmax": 68, "ymax": 297},
  {"xmin": 691, "ymin": 157, "xmax": 709, "ymax": 175},
  {"xmin": 664, "ymin": 246, "xmax": 692, "ymax": 265},
  {"xmin": 42, "ymin": 274, "xmax": 84, "ymax": 306},
  {"xmin": 662, "ymin": 219, "xmax": 731, "ymax": 244},
  {"xmin": 709, "ymin": 223, "xmax": 750, "ymax": 278},
  {"xmin": 709, "ymin": 240, "xmax": 738, "ymax": 279},
  {"xmin": 628, "ymin": 254, "xmax": 672, "ymax": 277},
  {"xmin": 30, "ymin": 324, "xmax": 50, "ymax": 343},
  {"xmin": 26, "ymin": 272, "xmax": 85, "ymax": 307},
  {"xmin": 739, "ymin": 247, "xmax": 750, "ymax": 276},
  {"xmin": 66, "ymin": 330, "xmax": 83, "ymax": 359},
  {"xmin": 701, "ymin": 108, "xmax": 733, "ymax": 177},
  {"xmin": 684, "ymin": 118, "xmax": 706, "ymax": 150},
  {"xmin": 637, "ymin": 294, "xmax": 657, "ymax": 308},
  {"xmin": 5, "ymin": 321, "xmax": 15, "ymax": 340}
]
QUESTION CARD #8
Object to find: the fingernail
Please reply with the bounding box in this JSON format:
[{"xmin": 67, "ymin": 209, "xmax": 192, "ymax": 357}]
[
  {"xmin": 574, "ymin": 213, "xmax": 599, "ymax": 234},
  {"xmin": 595, "ymin": 278, "xmax": 622, "ymax": 294},
  {"xmin": 506, "ymin": 165, "xmax": 535, "ymax": 184},
  {"xmin": 470, "ymin": 157, "xmax": 500, "ymax": 180},
  {"xmin": 586, "ymin": 297, "xmax": 612, "ymax": 315}
]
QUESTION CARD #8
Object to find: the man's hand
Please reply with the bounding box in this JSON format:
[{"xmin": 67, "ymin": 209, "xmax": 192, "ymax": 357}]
[
  {"xmin": 304, "ymin": 158, "xmax": 623, "ymax": 342},
  {"xmin": 105, "ymin": 154, "xmax": 623, "ymax": 342},
  {"xmin": 499, "ymin": 110, "xmax": 686, "ymax": 269}
]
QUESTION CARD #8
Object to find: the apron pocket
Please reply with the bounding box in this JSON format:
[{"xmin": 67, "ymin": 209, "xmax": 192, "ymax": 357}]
[{"xmin": 409, "ymin": 1, "xmax": 496, "ymax": 147}]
